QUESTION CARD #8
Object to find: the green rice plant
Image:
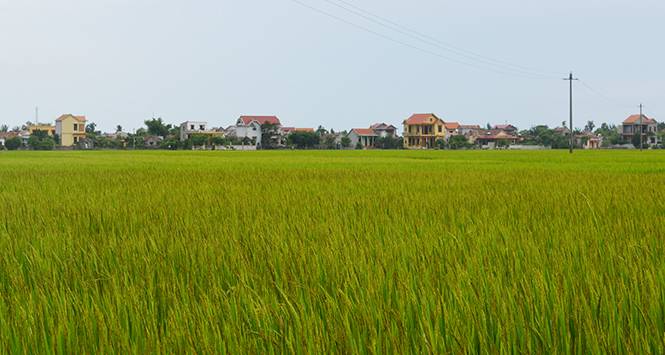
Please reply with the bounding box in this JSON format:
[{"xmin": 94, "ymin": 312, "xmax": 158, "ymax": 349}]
[{"xmin": 0, "ymin": 149, "xmax": 664, "ymax": 354}]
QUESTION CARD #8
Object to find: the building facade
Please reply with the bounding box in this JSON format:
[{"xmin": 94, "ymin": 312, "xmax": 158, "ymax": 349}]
[
  {"xmin": 55, "ymin": 114, "xmax": 87, "ymax": 146},
  {"xmin": 402, "ymin": 113, "xmax": 446, "ymax": 148}
]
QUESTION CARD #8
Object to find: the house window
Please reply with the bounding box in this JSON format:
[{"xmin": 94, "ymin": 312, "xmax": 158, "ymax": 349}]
[
  {"xmin": 200, "ymin": 125, "xmax": 205, "ymax": 130},
  {"xmin": 438, "ymin": 125, "xmax": 442, "ymax": 133},
  {"xmin": 417, "ymin": 126, "xmax": 420, "ymax": 133},
  {"xmin": 74, "ymin": 137, "xmax": 78, "ymax": 143},
  {"xmin": 252, "ymin": 127, "xmax": 257, "ymax": 131},
  {"xmin": 190, "ymin": 125, "xmax": 195, "ymax": 130},
  {"xmin": 73, "ymin": 124, "xmax": 78, "ymax": 131},
  {"xmin": 408, "ymin": 126, "xmax": 411, "ymax": 133}
]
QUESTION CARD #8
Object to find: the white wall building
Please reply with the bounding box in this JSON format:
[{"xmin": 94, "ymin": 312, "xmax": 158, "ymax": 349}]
[
  {"xmin": 234, "ymin": 116, "xmax": 281, "ymax": 146},
  {"xmin": 180, "ymin": 121, "xmax": 209, "ymax": 140}
]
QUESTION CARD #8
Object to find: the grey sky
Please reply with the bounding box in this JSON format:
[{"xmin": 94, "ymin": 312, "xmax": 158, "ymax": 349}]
[{"xmin": 1, "ymin": 0, "xmax": 663, "ymax": 134}]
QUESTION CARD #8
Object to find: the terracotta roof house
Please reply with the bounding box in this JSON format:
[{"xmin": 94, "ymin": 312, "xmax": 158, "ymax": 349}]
[
  {"xmin": 370, "ymin": 123, "xmax": 398, "ymax": 137},
  {"xmin": 553, "ymin": 126, "xmax": 571, "ymax": 136},
  {"xmin": 444, "ymin": 122, "xmax": 460, "ymax": 134},
  {"xmin": 491, "ymin": 124, "xmax": 517, "ymax": 133},
  {"xmin": 574, "ymin": 131, "xmax": 602, "ymax": 149},
  {"xmin": 234, "ymin": 115, "xmax": 282, "ymax": 146},
  {"xmin": 55, "ymin": 114, "xmax": 87, "ymax": 146},
  {"xmin": 458, "ymin": 125, "xmax": 481, "ymax": 135},
  {"xmin": 618, "ymin": 114, "xmax": 658, "ymax": 145},
  {"xmin": 468, "ymin": 129, "xmax": 519, "ymax": 148},
  {"xmin": 402, "ymin": 113, "xmax": 446, "ymax": 148},
  {"xmin": 348, "ymin": 128, "xmax": 378, "ymax": 148},
  {"xmin": 0, "ymin": 132, "xmax": 19, "ymax": 147}
]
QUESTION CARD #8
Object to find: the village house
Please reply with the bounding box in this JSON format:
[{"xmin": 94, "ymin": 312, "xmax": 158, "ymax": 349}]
[
  {"xmin": 491, "ymin": 124, "xmax": 517, "ymax": 134},
  {"xmin": 180, "ymin": 121, "xmax": 226, "ymax": 141},
  {"xmin": 618, "ymin": 114, "xmax": 658, "ymax": 146},
  {"xmin": 445, "ymin": 122, "xmax": 460, "ymax": 134},
  {"xmin": 0, "ymin": 132, "xmax": 18, "ymax": 147},
  {"xmin": 55, "ymin": 114, "xmax": 87, "ymax": 146},
  {"xmin": 402, "ymin": 113, "xmax": 446, "ymax": 149},
  {"xmin": 143, "ymin": 135, "xmax": 163, "ymax": 148},
  {"xmin": 348, "ymin": 128, "xmax": 378, "ymax": 148},
  {"xmin": 233, "ymin": 116, "xmax": 281, "ymax": 146},
  {"xmin": 553, "ymin": 127, "xmax": 571, "ymax": 136},
  {"xmin": 468, "ymin": 129, "xmax": 519, "ymax": 148},
  {"xmin": 28, "ymin": 124, "xmax": 56, "ymax": 136},
  {"xmin": 369, "ymin": 123, "xmax": 398, "ymax": 138},
  {"xmin": 574, "ymin": 131, "xmax": 602, "ymax": 149},
  {"xmin": 458, "ymin": 125, "xmax": 481, "ymax": 135}
]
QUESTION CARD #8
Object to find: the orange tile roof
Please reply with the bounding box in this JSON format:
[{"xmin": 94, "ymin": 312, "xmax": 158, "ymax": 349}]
[
  {"xmin": 55, "ymin": 114, "xmax": 86, "ymax": 122},
  {"xmin": 445, "ymin": 122, "xmax": 460, "ymax": 130},
  {"xmin": 403, "ymin": 113, "xmax": 442, "ymax": 125},
  {"xmin": 239, "ymin": 115, "xmax": 281, "ymax": 125},
  {"xmin": 352, "ymin": 128, "xmax": 376, "ymax": 135},
  {"xmin": 623, "ymin": 114, "xmax": 652, "ymax": 124}
]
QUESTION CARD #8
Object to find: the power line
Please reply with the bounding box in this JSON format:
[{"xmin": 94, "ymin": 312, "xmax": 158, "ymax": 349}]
[
  {"xmin": 320, "ymin": 0, "xmax": 558, "ymax": 79},
  {"xmin": 291, "ymin": 0, "xmax": 560, "ymax": 80},
  {"xmin": 576, "ymin": 80, "xmax": 636, "ymax": 108},
  {"xmin": 331, "ymin": 0, "xmax": 562, "ymax": 77}
]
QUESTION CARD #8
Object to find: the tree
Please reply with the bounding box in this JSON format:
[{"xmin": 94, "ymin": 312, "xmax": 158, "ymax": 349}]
[
  {"xmin": 210, "ymin": 136, "xmax": 227, "ymax": 147},
  {"xmin": 374, "ymin": 135, "xmax": 402, "ymax": 149},
  {"xmin": 340, "ymin": 136, "xmax": 351, "ymax": 148},
  {"xmin": 448, "ymin": 135, "xmax": 472, "ymax": 149},
  {"xmin": 144, "ymin": 117, "xmax": 170, "ymax": 137},
  {"xmin": 190, "ymin": 134, "xmax": 208, "ymax": 148},
  {"xmin": 260, "ymin": 121, "xmax": 280, "ymax": 149},
  {"xmin": 116, "ymin": 125, "xmax": 123, "ymax": 132},
  {"xmin": 562, "ymin": 121, "xmax": 567, "ymax": 127},
  {"xmin": 27, "ymin": 130, "xmax": 55, "ymax": 150},
  {"xmin": 5, "ymin": 136, "xmax": 22, "ymax": 150},
  {"xmin": 86, "ymin": 122, "xmax": 100, "ymax": 135},
  {"xmin": 324, "ymin": 135, "xmax": 336, "ymax": 149},
  {"xmin": 11, "ymin": 126, "xmax": 20, "ymax": 132},
  {"xmin": 496, "ymin": 138, "xmax": 510, "ymax": 148},
  {"xmin": 631, "ymin": 132, "xmax": 642, "ymax": 148},
  {"xmin": 584, "ymin": 120, "xmax": 595, "ymax": 132},
  {"xmin": 316, "ymin": 125, "xmax": 328, "ymax": 136},
  {"xmin": 580, "ymin": 135, "xmax": 590, "ymax": 148},
  {"xmin": 31, "ymin": 129, "xmax": 49, "ymax": 140},
  {"xmin": 355, "ymin": 141, "xmax": 363, "ymax": 149},
  {"xmin": 0, "ymin": 124, "xmax": 8, "ymax": 132},
  {"xmin": 288, "ymin": 131, "xmax": 320, "ymax": 148}
]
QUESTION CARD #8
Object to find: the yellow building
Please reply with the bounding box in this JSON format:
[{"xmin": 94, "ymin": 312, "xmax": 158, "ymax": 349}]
[
  {"xmin": 402, "ymin": 113, "xmax": 446, "ymax": 148},
  {"xmin": 28, "ymin": 125, "xmax": 56, "ymax": 136},
  {"xmin": 55, "ymin": 114, "xmax": 87, "ymax": 146}
]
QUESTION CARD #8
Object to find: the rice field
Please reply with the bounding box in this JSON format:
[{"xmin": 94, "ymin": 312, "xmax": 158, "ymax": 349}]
[{"xmin": 0, "ymin": 149, "xmax": 664, "ymax": 354}]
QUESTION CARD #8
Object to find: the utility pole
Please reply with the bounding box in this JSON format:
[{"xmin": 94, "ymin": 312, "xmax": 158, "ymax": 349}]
[
  {"xmin": 639, "ymin": 103, "xmax": 643, "ymax": 151},
  {"xmin": 564, "ymin": 72, "xmax": 578, "ymax": 154}
]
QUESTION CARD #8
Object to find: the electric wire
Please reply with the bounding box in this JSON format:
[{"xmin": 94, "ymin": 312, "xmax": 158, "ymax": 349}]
[
  {"xmin": 320, "ymin": 0, "xmax": 558, "ymax": 79},
  {"xmin": 292, "ymin": 0, "xmax": 560, "ymax": 80},
  {"xmin": 331, "ymin": 0, "xmax": 562, "ymax": 76},
  {"xmin": 577, "ymin": 80, "xmax": 636, "ymax": 108}
]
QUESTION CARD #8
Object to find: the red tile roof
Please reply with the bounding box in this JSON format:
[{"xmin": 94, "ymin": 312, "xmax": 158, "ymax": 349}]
[
  {"xmin": 623, "ymin": 114, "xmax": 654, "ymax": 124},
  {"xmin": 239, "ymin": 115, "xmax": 281, "ymax": 125},
  {"xmin": 445, "ymin": 122, "xmax": 460, "ymax": 130},
  {"xmin": 0, "ymin": 132, "xmax": 18, "ymax": 139},
  {"xmin": 491, "ymin": 124, "xmax": 516, "ymax": 130},
  {"xmin": 403, "ymin": 113, "xmax": 442, "ymax": 125},
  {"xmin": 55, "ymin": 114, "xmax": 86, "ymax": 122},
  {"xmin": 352, "ymin": 128, "xmax": 376, "ymax": 135}
]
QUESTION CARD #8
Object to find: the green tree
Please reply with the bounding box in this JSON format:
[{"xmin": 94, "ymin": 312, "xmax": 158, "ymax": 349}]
[
  {"xmin": 260, "ymin": 121, "xmax": 280, "ymax": 149},
  {"xmin": 316, "ymin": 125, "xmax": 328, "ymax": 136},
  {"xmin": 0, "ymin": 124, "xmax": 8, "ymax": 132},
  {"xmin": 190, "ymin": 134, "xmax": 208, "ymax": 148},
  {"xmin": 288, "ymin": 131, "xmax": 320, "ymax": 148},
  {"xmin": 584, "ymin": 120, "xmax": 595, "ymax": 132},
  {"xmin": 86, "ymin": 122, "xmax": 101, "ymax": 135},
  {"xmin": 373, "ymin": 135, "xmax": 402, "ymax": 149},
  {"xmin": 5, "ymin": 136, "xmax": 22, "ymax": 150},
  {"xmin": 116, "ymin": 125, "xmax": 123, "ymax": 132},
  {"xmin": 631, "ymin": 132, "xmax": 642, "ymax": 148},
  {"xmin": 27, "ymin": 130, "xmax": 55, "ymax": 150},
  {"xmin": 355, "ymin": 141, "xmax": 363, "ymax": 150},
  {"xmin": 324, "ymin": 135, "xmax": 336, "ymax": 149},
  {"xmin": 340, "ymin": 136, "xmax": 351, "ymax": 148},
  {"xmin": 144, "ymin": 117, "xmax": 170, "ymax": 137}
]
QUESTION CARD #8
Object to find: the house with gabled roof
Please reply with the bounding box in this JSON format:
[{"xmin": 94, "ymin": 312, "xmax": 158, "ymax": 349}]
[
  {"xmin": 458, "ymin": 125, "xmax": 481, "ymax": 135},
  {"xmin": 348, "ymin": 128, "xmax": 377, "ymax": 148},
  {"xmin": 553, "ymin": 126, "xmax": 571, "ymax": 136},
  {"xmin": 444, "ymin": 122, "xmax": 460, "ymax": 134},
  {"xmin": 55, "ymin": 114, "xmax": 87, "ymax": 146},
  {"xmin": 491, "ymin": 124, "xmax": 517, "ymax": 134},
  {"xmin": 402, "ymin": 113, "xmax": 446, "ymax": 148},
  {"xmin": 370, "ymin": 123, "xmax": 398, "ymax": 137},
  {"xmin": 618, "ymin": 114, "xmax": 658, "ymax": 145},
  {"xmin": 233, "ymin": 115, "xmax": 281, "ymax": 146},
  {"xmin": 0, "ymin": 132, "xmax": 19, "ymax": 147}
]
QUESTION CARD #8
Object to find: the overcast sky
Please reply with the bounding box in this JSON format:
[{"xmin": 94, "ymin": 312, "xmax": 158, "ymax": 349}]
[{"xmin": 1, "ymin": 0, "xmax": 663, "ymax": 134}]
